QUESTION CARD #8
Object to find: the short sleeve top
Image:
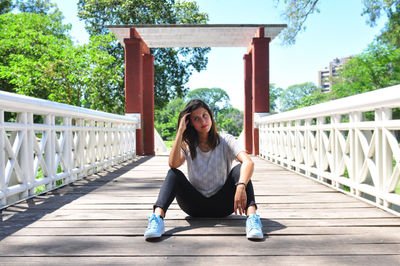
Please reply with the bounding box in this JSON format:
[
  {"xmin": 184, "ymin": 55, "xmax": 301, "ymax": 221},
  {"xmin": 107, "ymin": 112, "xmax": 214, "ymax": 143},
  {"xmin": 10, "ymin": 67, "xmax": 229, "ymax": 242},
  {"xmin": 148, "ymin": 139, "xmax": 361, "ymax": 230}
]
[{"xmin": 183, "ymin": 134, "xmax": 243, "ymax": 198}]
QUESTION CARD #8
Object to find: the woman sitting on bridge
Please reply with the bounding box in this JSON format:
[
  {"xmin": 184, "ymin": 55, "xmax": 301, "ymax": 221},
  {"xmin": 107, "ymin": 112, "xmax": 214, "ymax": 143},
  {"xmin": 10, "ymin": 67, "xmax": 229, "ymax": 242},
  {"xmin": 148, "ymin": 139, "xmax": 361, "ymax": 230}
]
[{"xmin": 144, "ymin": 99, "xmax": 263, "ymax": 240}]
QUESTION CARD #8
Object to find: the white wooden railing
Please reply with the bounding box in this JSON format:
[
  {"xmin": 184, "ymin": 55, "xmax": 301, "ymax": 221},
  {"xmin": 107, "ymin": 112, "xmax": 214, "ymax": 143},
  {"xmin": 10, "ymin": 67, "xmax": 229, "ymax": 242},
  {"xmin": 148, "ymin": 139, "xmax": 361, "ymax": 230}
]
[
  {"xmin": 256, "ymin": 85, "xmax": 400, "ymax": 216},
  {"xmin": 0, "ymin": 91, "xmax": 140, "ymax": 209}
]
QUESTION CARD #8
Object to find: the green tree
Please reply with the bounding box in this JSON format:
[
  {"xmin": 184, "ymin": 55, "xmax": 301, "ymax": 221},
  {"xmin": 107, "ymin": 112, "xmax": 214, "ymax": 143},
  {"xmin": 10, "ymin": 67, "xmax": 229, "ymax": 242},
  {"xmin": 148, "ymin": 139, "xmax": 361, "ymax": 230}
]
[
  {"xmin": 0, "ymin": 12, "xmax": 124, "ymax": 113},
  {"xmin": 362, "ymin": 0, "xmax": 400, "ymax": 26},
  {"xmin": 298, "ymin": 90, "xmax": 330, "ymax": 108},
  {"xmin": 186, "ymin": 87, "xmax": 244, "ymax": 136},
  {"xmin": 186, "ymin": 87, "xmax": 231, "ymax": 115},
  {"xmin": 154, "ymin": 98, "xmax": 186, "ymax": 140},
  {"xmin": 0, "ymin": 12, "xmax": 71, "ymax": 95},
  {"xmin": 276, "ymin": 0, "xmax": 400, "ymax": 45},
  {"xmin": 77, "ymin": 0, "xmax": 210, "ymax": 110},
  {"xmin": 270, "ymin": 84, "xmax": 283, "ymax": 113},
  {"xmin": 215, "ymin": 107, "xmax": 243, "ymax": 137},
  {"xmin": 15, "ymin": 0, "xmax": 59, "ymax": 16},
  {"xmin": 0, "ymin": 0, "xmax": 13, "ymax": 14},
  {"xmin": 279, "ymin": 82, "xmax": 318, "ymax": 111},
  {"xmin": 378, "ymin": 3, "xmax": 400, "ymax": 48},
  {"xmin": 330, "ymin": 43, "xmax": 400, "ymax": 98}
]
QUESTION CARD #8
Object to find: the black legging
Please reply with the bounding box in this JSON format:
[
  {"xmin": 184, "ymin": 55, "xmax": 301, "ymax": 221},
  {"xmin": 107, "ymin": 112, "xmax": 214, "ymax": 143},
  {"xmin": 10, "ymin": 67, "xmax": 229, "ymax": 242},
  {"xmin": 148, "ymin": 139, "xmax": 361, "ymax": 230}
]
[{"xmin": 154, "ymin": 164, "xmax": 257, "ymax": 218}]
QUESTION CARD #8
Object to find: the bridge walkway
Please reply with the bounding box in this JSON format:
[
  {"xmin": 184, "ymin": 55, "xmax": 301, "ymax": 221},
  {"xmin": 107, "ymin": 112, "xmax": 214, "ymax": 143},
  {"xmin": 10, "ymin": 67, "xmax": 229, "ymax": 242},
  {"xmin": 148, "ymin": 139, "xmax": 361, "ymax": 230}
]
[{"xmin": 1, "ymin": 156, "xmax": 400, "ymax": 265}]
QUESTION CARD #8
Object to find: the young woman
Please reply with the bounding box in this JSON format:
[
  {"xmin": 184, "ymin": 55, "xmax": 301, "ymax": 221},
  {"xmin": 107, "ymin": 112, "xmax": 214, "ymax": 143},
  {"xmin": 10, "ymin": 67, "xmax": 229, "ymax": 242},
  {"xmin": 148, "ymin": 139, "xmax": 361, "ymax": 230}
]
[{"xmin": 144, "ymin": 99, "xmax": 263, "ymax": 240}]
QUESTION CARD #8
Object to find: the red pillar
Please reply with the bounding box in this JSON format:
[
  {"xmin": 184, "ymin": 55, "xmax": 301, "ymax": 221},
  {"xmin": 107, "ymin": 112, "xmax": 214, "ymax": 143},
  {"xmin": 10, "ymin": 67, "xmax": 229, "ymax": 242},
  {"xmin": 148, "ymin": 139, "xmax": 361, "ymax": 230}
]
[
  {"xmin": 243, "ymin": 53, "xmax": 253, "ymax": 154},
  {"xmin": 143, "ymin": 54, "xmax": 155, "ymax": 155},
  {"xmin": 124, "ymin": 37, "xmax": 144, "ymax": 155},
  {"xmin": 251, "ymin": 35, "xmax": 270, "ymax": 155}
]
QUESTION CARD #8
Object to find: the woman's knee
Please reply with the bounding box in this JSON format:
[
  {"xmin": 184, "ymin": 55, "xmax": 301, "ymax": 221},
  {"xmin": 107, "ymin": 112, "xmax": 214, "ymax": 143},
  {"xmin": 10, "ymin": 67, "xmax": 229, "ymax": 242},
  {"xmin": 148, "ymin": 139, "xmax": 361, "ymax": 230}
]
[{"xmin": 166, "ymin": 168, "xmax": 186, "ymax": 181}]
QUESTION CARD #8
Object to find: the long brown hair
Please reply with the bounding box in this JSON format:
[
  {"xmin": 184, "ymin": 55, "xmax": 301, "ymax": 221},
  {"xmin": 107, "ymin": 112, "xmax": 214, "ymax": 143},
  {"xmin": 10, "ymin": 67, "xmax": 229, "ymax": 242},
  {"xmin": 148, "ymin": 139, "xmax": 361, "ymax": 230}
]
[{"xmin": 178, "ymin": 99, "xmax": 220, "ymax": 160}]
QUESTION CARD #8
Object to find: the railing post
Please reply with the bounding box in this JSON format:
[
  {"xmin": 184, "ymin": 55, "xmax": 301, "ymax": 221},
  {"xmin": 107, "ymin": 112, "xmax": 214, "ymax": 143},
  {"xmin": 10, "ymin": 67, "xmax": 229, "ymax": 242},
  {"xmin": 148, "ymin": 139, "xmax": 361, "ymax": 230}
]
[
  {"xmin": 376, "ymin": 108, "xmax": 392, "ymax": 208},
  {"xmin": 121, "ymin": 123, "xmax": 126, "ymax": 160},
  {"xmin": 88, "ymin": 120, "xmax": 96, "ymax": 174},
  {"xmin": 105, "ymin": 122, "xmax": 112, "ymax": 168},
  {"xmin": 63, "ymin": 117, "xmax": 72, "ymax": 183},
  {"xmin": 77, "ymin": 118, "xmax": 85, "ymax": 178},
  {"xmin": 350, "ymin": 111, "xmax": 362, "ymax": 196},
  {"xmin": 305, "ymin": 118, "xmax": 312, "ymax": 177},
  {"xmin": 260, "ymin": 123, "xmax": 266, "ymax": 158},
  {"xmin": 316, "ymin": 117, "xmax": 325, "ymax": 181},
  {"xmin": 27, "ymin": 112, "xmax": 34, "ymax": 196},
  {"xmin": 45, "ymin": 114, "xmax": 55, "ymax": 190},
  {"xmin": 18, "ymin": 112, "xmax": 30, "ymax": 198},
  {"xmin": 279, "ymin": 121, "xmax": 285, "ymax": 166},
  {"xmin": 332, "ymin": 114, "xmax": 341, "ymax": 188},
  {"xmin": 131, "ymin": 122, "xmax": 137, "ymax": 158},
  {"xmin": 294, "ymin": 119, "xmax": 301, "ymax": 172},
  {"xmin": 97, "ymin": 121, "xmax": 105, "ymax": 171},
  {"xmin": 268, "ymin": 122, "xmax": 272, "ymax": 160}
]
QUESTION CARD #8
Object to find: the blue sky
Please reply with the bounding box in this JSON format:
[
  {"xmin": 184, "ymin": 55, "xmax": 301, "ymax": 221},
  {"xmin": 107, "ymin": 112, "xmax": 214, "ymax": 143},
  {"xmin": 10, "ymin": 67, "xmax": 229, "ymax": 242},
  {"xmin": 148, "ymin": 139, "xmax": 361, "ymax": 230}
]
[{"xmin": 54, "ymin": 0, "xmax": 387, "ymax": 110}]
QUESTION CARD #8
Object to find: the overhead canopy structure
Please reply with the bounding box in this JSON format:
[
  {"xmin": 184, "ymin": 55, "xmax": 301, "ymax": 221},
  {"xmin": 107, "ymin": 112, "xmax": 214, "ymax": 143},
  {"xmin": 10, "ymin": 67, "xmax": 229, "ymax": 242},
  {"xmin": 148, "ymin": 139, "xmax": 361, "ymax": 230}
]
[
  {"xmin": 107, "ymin": 24, "xmax": 286, "ymax": 155},
  {"xmin": 106, "ymin": 24, "xmax": 286, "ymax": 47}
]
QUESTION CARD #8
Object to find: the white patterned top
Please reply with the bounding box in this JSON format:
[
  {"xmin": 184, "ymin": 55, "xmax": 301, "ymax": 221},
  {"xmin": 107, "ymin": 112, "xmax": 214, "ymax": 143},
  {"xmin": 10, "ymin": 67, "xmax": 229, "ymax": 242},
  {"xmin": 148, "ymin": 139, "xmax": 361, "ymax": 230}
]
[{"xmin": 183, "ymin": 134, "xmax": 243, "ymax": 198}]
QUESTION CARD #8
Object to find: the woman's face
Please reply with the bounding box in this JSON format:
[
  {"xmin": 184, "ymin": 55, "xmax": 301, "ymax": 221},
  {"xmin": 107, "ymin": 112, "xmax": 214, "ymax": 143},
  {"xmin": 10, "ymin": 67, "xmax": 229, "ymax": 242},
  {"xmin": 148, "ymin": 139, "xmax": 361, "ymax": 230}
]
[{"xmin": 189, "ymin": 107, "xmax": 212, "ymax": 134}]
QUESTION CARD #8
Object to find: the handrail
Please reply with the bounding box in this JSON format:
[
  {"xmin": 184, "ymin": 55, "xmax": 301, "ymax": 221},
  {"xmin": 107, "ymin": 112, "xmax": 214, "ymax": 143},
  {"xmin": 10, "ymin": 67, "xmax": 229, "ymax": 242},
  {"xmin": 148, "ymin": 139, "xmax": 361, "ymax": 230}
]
[
  {"xmin": 0, "ymin": 90, "xmax": 139, "ymax": 123},
  {"xmin": 0, "ymin": 91, "xmax": 139, "ymax": 209},
  {"xmin": 257, "ymin": 85, "xmax": 400, "ymax": 123},
  {"xmin": 256, "ymin": 85, "xmax": 400, "ymax": 216}
]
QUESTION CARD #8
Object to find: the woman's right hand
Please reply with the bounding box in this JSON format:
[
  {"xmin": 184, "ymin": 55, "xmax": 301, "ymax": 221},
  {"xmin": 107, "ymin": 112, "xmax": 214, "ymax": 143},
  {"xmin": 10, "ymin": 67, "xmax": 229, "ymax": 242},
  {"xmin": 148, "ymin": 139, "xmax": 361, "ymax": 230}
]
[{"xmin": 178, "ymin": 112, "xmax": 191, "ymax": 134}]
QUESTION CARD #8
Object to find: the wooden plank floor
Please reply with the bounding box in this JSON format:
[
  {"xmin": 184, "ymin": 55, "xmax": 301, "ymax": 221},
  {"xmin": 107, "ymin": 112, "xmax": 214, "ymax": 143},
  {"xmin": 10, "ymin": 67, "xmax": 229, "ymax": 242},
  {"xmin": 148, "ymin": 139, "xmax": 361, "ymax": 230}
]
[{"xmin": 1, "ymin": 155, "xmax": 400, "ymax": 265}]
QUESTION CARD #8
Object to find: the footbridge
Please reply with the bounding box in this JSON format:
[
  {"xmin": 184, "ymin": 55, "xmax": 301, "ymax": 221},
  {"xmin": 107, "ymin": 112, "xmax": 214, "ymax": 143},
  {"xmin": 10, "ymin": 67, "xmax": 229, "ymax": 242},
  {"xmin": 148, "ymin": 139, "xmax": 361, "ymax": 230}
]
[{"xmin": 1, "ymin": 86, "xmax": 400, "ymax": 265}]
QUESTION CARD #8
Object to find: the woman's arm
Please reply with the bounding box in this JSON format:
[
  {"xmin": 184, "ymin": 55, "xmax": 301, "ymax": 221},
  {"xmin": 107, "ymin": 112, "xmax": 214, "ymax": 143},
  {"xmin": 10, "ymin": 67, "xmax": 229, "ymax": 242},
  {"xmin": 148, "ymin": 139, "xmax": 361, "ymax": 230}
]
[
  {"xmin": 236, "ymin": 151, "xmax": 254, "ymax": 185},
  {"xmin": 234, "ymin": 151, "xmax": 254, "ymax": 215},
  {"xmin": 168, "ymin": 113, "xmax": 190, "ymax": 168}
]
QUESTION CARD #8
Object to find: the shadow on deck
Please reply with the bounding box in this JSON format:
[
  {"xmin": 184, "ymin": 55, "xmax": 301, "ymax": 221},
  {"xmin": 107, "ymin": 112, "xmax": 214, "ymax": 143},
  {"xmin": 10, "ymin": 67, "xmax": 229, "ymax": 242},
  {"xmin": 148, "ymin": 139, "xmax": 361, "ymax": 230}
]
[{"xmin": 1, "ymin": 156, "xmax": 400, "ymax": 265}]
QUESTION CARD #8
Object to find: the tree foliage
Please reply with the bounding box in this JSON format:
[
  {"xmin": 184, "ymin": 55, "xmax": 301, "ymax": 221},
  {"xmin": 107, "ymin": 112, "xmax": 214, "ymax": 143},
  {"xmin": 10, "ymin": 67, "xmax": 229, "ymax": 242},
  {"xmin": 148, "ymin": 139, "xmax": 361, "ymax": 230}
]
[
  {"xmin": 276, "ymin": 0, "xmax": 400, "ymax": 45},
  {"xmin": 330, "ymin": 43, "xmax": 400, "ymax": 98},
  {"xmin": 275, "ymin": 0, "xmax": 321, "ymax": 45},
  {"xmin": 269, "ymin": 84, "xmax": 283, "ymax": 113},
  {"xmin": 15, "ymin": 0, "xmax": 59, "ymax": 15},
  {"xmin": 0, "ymin": 10, "xmax": 124, "ymax": 113},
  {"xmin": 378, "ymin": 2, "xmax": 400, "ymax": 47},
  {"xmin": 186, "ymin": 87, "xmax": 231, "ymax": 115},
  {"xmin": 0, "ymin": 0, "xmax": 13, "ymax": 14},
  {"xmin": 154, "ymin": 87, "xmax": 244, "ymax": 140},
  {"xmin": 361, "ymin": 0, "xmax": 400, "ymax": 26},
  {"xmin": 77, "ymin": 0, "xmax": 210, "ymax": 110},
  {"xmin": 215, "ymin": 107, "xmax": 243, "ymax": 136},
  {"xmin": 283, "ymin": 43, "xmax": 400, "ymax": 110},
  {"xmin": 185, "ymin": 87, "xmax": 243, "ymax": 136},
  {"xmin": 154, "ymin": 98, "xmax": 186, "ymax": 141},
  {"xmin": 278, "ymin": 82, "xmax": 318, "ymax": 111}
]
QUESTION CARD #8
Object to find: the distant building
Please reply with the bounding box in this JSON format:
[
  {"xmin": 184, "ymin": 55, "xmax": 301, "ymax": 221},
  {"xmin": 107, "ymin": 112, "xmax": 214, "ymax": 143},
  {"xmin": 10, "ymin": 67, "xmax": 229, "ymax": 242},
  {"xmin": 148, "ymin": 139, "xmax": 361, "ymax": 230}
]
[{"xmin": 318, "ymin": 56, "xmax": 352, "ymax": 92}]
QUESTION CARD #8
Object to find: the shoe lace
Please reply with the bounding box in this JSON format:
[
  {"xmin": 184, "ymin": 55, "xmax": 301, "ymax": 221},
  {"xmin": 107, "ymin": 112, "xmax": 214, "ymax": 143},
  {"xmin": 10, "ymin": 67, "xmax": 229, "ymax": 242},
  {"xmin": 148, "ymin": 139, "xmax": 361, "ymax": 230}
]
[
  {"xmin": 147, "ymin": 215, "xmax": 160, "ymax": 230},
  {"xmin": 247, "ymin": 215, "xmax": 260, "ymax": 231}
]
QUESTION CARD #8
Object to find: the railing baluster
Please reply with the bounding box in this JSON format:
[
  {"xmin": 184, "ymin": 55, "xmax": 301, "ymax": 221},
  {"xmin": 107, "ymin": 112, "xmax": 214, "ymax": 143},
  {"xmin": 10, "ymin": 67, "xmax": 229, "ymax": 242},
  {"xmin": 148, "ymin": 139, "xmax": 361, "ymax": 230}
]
[
  {"xmin": 255, "ymin": 85, "xmax": 400, "ymax": 216},
  {"xmin": 379, "ymin": 108, "xmax": 392, "ymax": 208},
  {"xmin": 0, "ymin": 91, "xmax": 139, "ymax": 209}
]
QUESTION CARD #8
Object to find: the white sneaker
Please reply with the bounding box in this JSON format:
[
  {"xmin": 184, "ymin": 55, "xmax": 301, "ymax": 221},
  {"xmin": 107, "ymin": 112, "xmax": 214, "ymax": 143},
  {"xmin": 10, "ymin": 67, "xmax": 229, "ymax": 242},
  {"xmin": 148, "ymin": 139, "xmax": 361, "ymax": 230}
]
[
  {"xmin": 144, "ymin": 214, "xmax": 165, "ymax": 239},
  {"xmin": 246, "ymin": 214, "xmax": 263, "ymax": 239}
]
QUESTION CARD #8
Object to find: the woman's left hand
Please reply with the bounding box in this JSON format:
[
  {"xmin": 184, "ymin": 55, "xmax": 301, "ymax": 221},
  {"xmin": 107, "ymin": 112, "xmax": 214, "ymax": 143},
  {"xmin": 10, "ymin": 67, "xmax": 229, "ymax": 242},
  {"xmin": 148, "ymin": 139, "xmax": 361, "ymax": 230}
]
[{"xmin": 234, "ymin": 185, "xmax": 247, "ymax": 216}]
